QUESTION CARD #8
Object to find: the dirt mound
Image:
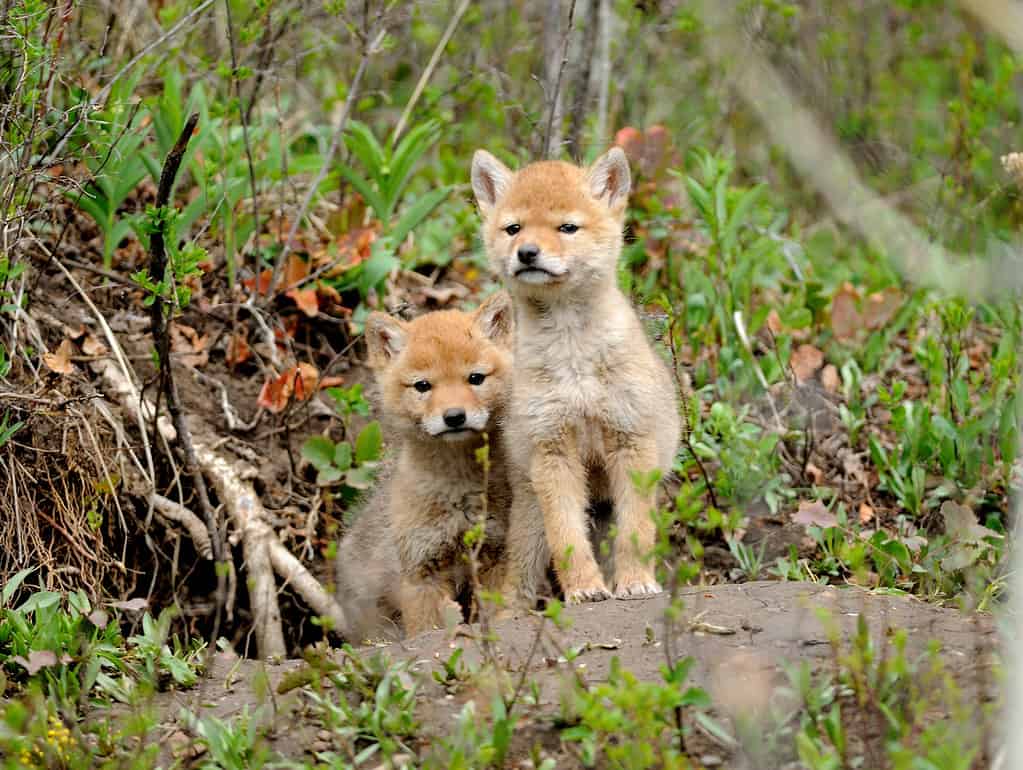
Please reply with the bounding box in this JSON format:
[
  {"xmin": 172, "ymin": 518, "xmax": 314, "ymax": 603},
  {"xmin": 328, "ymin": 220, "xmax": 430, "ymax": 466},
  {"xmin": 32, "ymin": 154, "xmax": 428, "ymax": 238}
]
[{"xmin": 145, "ymin": 581, "xmax": 997, "ymax": 767}]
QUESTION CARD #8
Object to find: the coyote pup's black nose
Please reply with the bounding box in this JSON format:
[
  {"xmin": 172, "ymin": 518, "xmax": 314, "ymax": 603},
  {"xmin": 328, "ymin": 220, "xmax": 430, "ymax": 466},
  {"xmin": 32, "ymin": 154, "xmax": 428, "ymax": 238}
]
[
  {"xmin": 517, "ymin": 244, "xmax": 540, "ymax": 265},
  {"xmin": 443, "ymin": 408, "xmax": 467, "ymax": 428}
]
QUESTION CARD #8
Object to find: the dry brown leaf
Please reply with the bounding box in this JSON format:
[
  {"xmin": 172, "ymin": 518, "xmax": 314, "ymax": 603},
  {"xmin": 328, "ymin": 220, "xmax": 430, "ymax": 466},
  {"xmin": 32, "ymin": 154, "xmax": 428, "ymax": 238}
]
[
  {"xmin": 805, "ymin": 463, "xmax": 825, "ymax": 486},
  {"xmin": 43, "ymin": 339, "xmax": 76, "ymax": 374},
  {"xmin": 790, "ymin": 343, "xmax": 824, "ymax": 383},
  {"xmin": 226, "ymin": 332, "xmax": 251, "ymax": 367},
  {"xmin": 858, "ymin": 503, "xmax": 874, "ymax": 525},
  {"xmin": 170, "ymin": 323, "xmax": 209, "ymax": 368},
  {"xmin": 863, "ymin": 288, "xmax": 902, "ymax": 329},
  {"xmin": 792, "ymin": 500, "xmax": 838, "ymax": 529},
  {"xmin": 286, "ymin": 287, "xmax": 320, "ymax": 317},
  {"xmin": 820, "ymin": 363, "xmax": 840, "ymax": 393},
  {"xmin": 830, "ymin": 283, "xmax": 862, "ymax": 340},
  {"xmin": 81, "ymin": 333, "xmax": 108, "ymax": 357},
  {"xmin": 766, "ymin": 308, "xmax": 783, "ymax": 335}
]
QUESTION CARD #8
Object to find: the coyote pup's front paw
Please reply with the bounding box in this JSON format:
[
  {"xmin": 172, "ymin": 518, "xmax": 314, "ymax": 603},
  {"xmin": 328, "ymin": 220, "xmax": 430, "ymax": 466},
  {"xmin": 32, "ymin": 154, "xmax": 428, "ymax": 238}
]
[
  {"xmin": 614, "ymin": 580, "xmax": 663, "ymax": 598},
  {"xmin": 564, "ymin": 581, "xmax": 612, "ymax": 604}
]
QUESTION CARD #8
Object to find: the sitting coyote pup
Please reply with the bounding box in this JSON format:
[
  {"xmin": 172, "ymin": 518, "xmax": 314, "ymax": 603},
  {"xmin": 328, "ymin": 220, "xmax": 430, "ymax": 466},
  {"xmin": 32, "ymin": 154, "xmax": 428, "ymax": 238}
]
[
  {"xmin": 336, "ymin": 293, "xmax": 513, "ymax": 638},
  {"xmin": 470, "ymin": 147, "xmax": 680, "ymax": 604}
]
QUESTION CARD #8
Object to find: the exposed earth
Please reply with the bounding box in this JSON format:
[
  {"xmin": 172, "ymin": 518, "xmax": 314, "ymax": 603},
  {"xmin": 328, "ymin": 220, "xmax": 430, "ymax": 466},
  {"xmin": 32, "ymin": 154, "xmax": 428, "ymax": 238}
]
[{"xmin": 145, "ymin": 581, "xmax": 998, "ymax": 768}]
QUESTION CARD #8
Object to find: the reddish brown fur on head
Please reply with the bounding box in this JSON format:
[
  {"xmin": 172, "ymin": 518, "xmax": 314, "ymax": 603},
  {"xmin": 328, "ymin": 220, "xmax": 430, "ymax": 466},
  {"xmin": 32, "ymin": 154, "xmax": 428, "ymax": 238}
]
[
  {"xmin": 364, "ymin": 292, "xmax": 513, "ymax": 442},
  {"xmin": 471, "ymin": 149, "xmax": 631, "ymax": 295}
]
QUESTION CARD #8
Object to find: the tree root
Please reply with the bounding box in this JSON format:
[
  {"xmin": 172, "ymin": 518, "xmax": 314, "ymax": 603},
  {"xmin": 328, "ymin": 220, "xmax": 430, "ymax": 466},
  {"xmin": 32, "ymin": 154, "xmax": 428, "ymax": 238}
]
[{"xmin": 94, "ymin": 355, "xmax": 350, "ymax": 658}]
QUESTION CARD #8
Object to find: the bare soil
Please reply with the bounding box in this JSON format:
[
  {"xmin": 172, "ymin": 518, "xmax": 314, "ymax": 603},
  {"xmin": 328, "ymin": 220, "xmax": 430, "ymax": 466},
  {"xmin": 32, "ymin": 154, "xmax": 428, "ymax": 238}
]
[{"xmin": 143, "ymin": 581, "xmax": 997, "ymax": 768}]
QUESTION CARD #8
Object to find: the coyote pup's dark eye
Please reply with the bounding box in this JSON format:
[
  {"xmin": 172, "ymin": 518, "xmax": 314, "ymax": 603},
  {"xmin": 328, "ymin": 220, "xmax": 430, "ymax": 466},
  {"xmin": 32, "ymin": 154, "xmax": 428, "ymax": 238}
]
[
  {"xmin": 503, "ymin": 224, "xmax": 521, "ymax": 236},
  {"xmin": 468, "ymin": 372, "xmax": 486, "ymax": 386},
  {"xmin": 558, "ymin": 223, "xmax": 579, "ymax": 234},
  {"xmin": 413, "ymin": 380, "xmax": 432, "ymax": 393}
]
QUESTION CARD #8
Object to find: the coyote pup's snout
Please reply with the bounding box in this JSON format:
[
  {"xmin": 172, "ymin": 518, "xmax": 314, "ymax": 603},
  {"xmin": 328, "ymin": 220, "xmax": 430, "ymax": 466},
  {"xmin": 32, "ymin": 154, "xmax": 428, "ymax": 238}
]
[{"xmin": 471, "ymin": 147, "xmax": 680, "ymax": 605}]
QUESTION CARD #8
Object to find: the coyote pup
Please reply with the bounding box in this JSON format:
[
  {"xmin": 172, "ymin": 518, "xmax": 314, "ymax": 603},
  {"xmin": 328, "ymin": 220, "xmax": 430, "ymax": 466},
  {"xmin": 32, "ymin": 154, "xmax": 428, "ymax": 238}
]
[
  {"xmin": 336, "ymin": 293, "xmax": 513, "ymax": 638},
  {"xmin": 471, "ymin": 147, "xmax": 680, "ymax": 604}
]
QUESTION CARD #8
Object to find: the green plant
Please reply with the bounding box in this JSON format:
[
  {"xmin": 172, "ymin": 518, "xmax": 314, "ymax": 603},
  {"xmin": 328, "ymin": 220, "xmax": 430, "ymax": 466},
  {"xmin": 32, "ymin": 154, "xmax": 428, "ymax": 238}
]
[
  {"xmin": 66, "ymin": 80, "xmax": 154, "ymax": 268},
  {"xmin": 559, "ymin": 656, "xmax": 709, "ymax": 769},
  {"xmin": 186, "ymin": 705, "xmax": 272, "ymax": 770},
  {"xmin": 307, "ymin": 651, "xmax": 419, "ymax": 766},
  {"xmin": 331, "ymin": 119, "xmax": 454, "ymax": 294},
  {"xmin": 301, "ymin": 419, "xmax": 382, "ymax": 489}
]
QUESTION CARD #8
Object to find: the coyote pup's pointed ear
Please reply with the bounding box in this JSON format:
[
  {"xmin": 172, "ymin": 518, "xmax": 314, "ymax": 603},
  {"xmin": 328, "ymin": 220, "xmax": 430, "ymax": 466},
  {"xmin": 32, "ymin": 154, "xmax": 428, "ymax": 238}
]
[
  {"xmin": 471, "ymin": 150, "xmax": 513, "ymax": 216},
  {"xmin": 586, "ymin": 147, "xmax": 631, "ymax": 212},
  {"xmin": 365, "ymin": 312, "xmax": 407, "ymax": 367},
  {"xmin": 472, "ymin": 291, "xmax": 513, "ymax": 347}
]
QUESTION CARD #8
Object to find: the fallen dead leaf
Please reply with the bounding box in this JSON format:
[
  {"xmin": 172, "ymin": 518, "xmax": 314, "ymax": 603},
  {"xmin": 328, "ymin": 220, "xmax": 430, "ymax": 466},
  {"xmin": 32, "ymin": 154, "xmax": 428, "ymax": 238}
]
[
  {"xmin": 830, "ymin": 283, "xmax": 862, "ymax": 340},
  {"xmin": 170, "ymin": 323, "xmax": 209, "ymax": 368},
  {"xmin": 820, "ymin": 363, "xmax": 840, "ymax": 393},
  {"xmin": 286, "ymin": 287, "xmax": 320, "ymax": 317},
  {"xmin": 858, "ymin": 503, "xmax": 874, "ymax": 525},
  {"xmin": 792, "ymin": 500, "xmax": 839, "ymax": 529},
  {"xmin": 12, "ymin": 650, "xmax": 59, "ymax": 675},
  {"xmin": 805, "ymin": 462, "xmax": 825, "ymax": 486},
  {"xmin": 863, "ymin": 288, "xmax": 902, "ymax": 329},
  {"xmin": 258, "ymin": 362, "xmax": 322, "ymax": 413},
  {"xmin": 790, "ymin": 343, "xmax": 824, "ymax": 383},
  {"xmin": 940, "ymin": 500, "xmax": 1001, "ymax": 543},
  {"xmin": 766, "ymin": 308, "xmax": 783, "ymax": 335},
  {"xmin": 80, "ymin": 333, "xmax": 108, "ymax": 357},
  {"xmin": 226, "ymin": 331, "xmax": 251, "ymax": 366},
  {"xmin": 43, "ymin": 339, "xmax": 76, "ymax": 375}
]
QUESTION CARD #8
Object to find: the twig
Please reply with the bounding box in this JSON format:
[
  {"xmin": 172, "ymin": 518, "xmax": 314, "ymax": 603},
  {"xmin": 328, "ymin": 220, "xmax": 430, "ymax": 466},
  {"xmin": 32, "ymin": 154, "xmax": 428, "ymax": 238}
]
[
  {"xmin": 666, "ymin": 312, "xmax": 719, "ymax": 510},
  {"xmin": 390, "ymin": 0, "xmax": 471, "ymax": 146},
  {"xmin": 541, "ymin": 0, "xmax": 578, "ymax": 159},
  {"xmin": 266, "ymin": 24, "xmax": 386, "ymax": 297},
  {"xmin": 223, "ymin": 0, "xmax": 261, "ymax": 280},
  {"xmin": 566, "ymin": 0, "xmax": 600, "ymax": 158},
  {"xmin": 147, "ymin": 112, "xmax": 228, "ymax": 651}
]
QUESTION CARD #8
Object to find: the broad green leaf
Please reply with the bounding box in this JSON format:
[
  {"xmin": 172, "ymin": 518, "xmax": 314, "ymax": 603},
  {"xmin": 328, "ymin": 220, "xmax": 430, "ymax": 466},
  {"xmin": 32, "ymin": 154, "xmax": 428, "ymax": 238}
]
[
  {"xmin": 2, "ymin": 567, "xmax": 35, "ymax": 606},
  {"xmin": 355, "ymin": 421, "xmax": 383, "ymax": 463},
  {"xmin": 301, "ymin": 436, "xmax": 337, "ymax": 469},
  {"xmin": 333, "ymin": 441, "xmax": 353, "ymax": 471},
  {"xmin": 390, "ymin": 185, "xmax": 453, "ymax": 250}
]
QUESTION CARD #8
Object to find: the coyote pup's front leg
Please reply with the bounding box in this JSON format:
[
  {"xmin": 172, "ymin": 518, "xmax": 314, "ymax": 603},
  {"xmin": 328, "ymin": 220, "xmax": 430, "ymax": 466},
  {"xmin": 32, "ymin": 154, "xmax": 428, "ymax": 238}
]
[
  {"xmin": 606, "ymin": 437, "xmax": 662, "ymax": 597},
  {"xmin": 530, "ymin": 443, "xmax": 611, "ymax": 602}
]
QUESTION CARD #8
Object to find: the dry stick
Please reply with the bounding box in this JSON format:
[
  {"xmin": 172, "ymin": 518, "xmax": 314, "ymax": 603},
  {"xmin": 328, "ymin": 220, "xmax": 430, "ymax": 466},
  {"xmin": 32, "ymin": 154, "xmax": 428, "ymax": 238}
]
[
  {"xmin": 147, "ymin": 112, "xmax": 228, "ymax": 651},
  {"xmin": 266, "ymin": 27, "xmax": 385, "ymax": 298},
  {"xmin": 222, "ymin": 0, "xmax": 260, "ymax": 280},
  {"xmin": 390, "ymin": 0, "xmax": 471, "ymax": 146},
  {"xmin": 667, "ymin": 313, "xmax": 719, "ymax": 510},
  {"xmin": 541, "ymin": 0, "xmax": 578, "ymax": 159},
  {"xmin": 565, "ymin": 0, "xmax": 600, "ymax": 159}
]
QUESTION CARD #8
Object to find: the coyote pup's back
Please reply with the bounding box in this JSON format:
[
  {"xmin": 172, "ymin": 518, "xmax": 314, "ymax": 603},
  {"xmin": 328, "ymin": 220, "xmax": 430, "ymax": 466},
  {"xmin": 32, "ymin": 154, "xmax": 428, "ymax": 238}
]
[{"xmin": 336, "ymin": 294, "xmax": 514, "ymax": 638}]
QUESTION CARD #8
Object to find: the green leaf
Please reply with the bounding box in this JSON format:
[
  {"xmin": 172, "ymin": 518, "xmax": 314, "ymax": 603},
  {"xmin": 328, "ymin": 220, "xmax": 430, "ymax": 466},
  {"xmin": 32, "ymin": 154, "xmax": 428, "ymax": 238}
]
[
  {"xmin": 17, "ymin": 590, "xmax": 61, "ymax": 614},
  {"xmin": 355, "ymin": 421, "xmax": 383, "ymax": 463},
  {"xmin": 344, "ymin": 465, "xmax": 377, "ymax": 490},
  {"xmin": 337, "ymin": 164, "xmax": 389, "ymax": 221},
  {"xmin": 2, "ymin": 567, "xmax": 35, "ymax": 606},
  {"xmin": 301, "ymin": 436, "xmax": 337, "ymax": 470},
  {"xmin": 333, "ymin": 441, "xmax": 353, "ymax": 471},
  {"xmin": 389, "ymin": 185, "xmax": 453, "ymax": 250}
]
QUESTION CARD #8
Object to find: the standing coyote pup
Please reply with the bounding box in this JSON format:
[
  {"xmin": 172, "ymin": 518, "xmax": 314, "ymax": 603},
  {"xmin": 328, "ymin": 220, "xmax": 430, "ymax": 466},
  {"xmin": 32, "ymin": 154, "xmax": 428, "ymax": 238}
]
[
  {"xmin": 471, "ymin": 147, "xmax": 680, "ymax": 604},
  {"xmin": 335, "ymin": 293, "xmax": 513, "ymax": 638}
]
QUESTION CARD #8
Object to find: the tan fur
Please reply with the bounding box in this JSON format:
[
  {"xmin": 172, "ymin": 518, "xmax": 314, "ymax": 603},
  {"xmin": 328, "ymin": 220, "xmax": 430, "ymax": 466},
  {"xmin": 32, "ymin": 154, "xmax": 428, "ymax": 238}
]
[
  {"xmin": 335, "ymin": 293, "xmax": 514, "ymax": 638},
  {"xmin": 471, "ymin": 148, "xmax": 680, "ymax": 604}
]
